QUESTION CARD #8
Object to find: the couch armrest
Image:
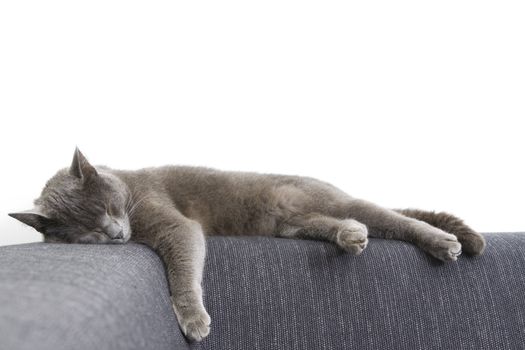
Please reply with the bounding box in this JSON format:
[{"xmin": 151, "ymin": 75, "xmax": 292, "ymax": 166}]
[{"xmin": 0, "ymin": 243, "xmax": 189, "ymax": 350}]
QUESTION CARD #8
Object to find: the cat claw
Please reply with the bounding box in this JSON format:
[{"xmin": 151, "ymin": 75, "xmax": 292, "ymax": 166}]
[{"xmin": 452, "ymin": 248, "xmax": 462, "ymax": 257}]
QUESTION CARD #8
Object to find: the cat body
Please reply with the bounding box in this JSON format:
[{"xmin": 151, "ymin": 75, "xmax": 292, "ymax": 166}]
[
  {"xmin": 9, "ymin": 149, "xmax": 486, "ymax": 342},
  {"xmin": 117, "ymin": 166, "xmax": 366, "ymax": 237}
]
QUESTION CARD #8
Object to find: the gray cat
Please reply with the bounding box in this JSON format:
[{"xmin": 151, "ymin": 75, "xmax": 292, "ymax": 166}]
[{"xmin": 9, "ymin": 148, "xmax": 486, "ymax": 342}]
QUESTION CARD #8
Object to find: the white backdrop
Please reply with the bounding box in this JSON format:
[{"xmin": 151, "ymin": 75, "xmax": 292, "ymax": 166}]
[{"xmin": 1, "ymin": 1, "xmax": 524, "ymax": 246}]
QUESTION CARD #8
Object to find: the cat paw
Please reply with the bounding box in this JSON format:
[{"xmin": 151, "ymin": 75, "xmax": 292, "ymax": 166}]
[
  {"xmin": 173, "ymin": 305, "xmax": 211, "ymax": 342},
  {"xmin": 433, "ymin": 214, "xmax": 485, "ymax": 256},
  {"xmin": 426, "ymin": 234, "xmax": 462, "ymax": 262},
  {"xmin": 337, "ymin": 220, "xmax": 369, "ymax": 255}
]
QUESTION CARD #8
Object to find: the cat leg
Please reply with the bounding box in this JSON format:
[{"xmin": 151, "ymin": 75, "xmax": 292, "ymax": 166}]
[
  {"xmin": 394, "ymin": 208, "xmax": 486, "ymax": 255},
  {"xmin": 156, "ymin": 220, "xmax": 210, "ymax": 341},
  {"xmin": 277, "ymin": 214, "xmax": 369, "ymax": 255},
  {"xmin": 137, "ymin": 207, "xmax": 211, "ymax": 342},
  {"xmin": 344, "ymin": 199, "xmax": 463, "ymax": 262}
]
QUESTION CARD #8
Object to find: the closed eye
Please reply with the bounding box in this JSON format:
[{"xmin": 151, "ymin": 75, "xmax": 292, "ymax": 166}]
[
  {"xmin": 106, "ymin": 203, "xmax": 121, "ymax": 216},
  {"xmin": 105, "ymin": 203, "xmax": 112, "ymax": 216}
]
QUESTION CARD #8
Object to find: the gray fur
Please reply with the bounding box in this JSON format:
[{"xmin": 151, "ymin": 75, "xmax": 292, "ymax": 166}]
[{"xmin": 9, "ymin": 149, "xmax": 486, "ymax": 342}]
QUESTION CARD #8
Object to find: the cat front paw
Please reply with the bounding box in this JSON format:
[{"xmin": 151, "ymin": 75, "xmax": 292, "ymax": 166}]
[
  {"xmin": 337, "ymin": 219, "xmax": 369, "ymax": 255},
  {"xmin": 180, "ymin": 311, "xmax": 211, "ymax": 342},
  {"xmin": 426, "ymin": 234, "xmax": 462, "ymax": 262},
  {"xmin": 172, "ymin": 303, "xmax": 211, "ymax": 342}
]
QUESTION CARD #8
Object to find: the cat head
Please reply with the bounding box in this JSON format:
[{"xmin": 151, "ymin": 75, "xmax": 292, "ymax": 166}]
[{"xmin": 9, "ymin": 148, "xmax": 132, "ymax": 244}]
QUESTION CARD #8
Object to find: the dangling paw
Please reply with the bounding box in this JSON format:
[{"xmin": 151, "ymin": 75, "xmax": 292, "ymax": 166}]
[{"xmin": 172, "ymin": 302, "xmax": 211, "ymax": 342}]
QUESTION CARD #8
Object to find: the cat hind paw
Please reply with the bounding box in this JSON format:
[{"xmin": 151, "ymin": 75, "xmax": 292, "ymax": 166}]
[
  {"xmin": 336, "ymin": 220, "xmax": 369, "ymax": 255},
  {"xmin": 427, "ymin": 234, "xmax": 462, "ymax": 262}
]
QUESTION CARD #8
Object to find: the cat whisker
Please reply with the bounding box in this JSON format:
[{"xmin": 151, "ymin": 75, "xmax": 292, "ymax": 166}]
[
  {"xmin": 125, "ymin": 192, "xmax": 134, "ymax": 213},
  {"xmin": 125, "ymin": 190, "xmax": 141, "ymax": 214},
  {"xmin": 127, "ymin": 195, "xmax": 151, "ymax": 219}
]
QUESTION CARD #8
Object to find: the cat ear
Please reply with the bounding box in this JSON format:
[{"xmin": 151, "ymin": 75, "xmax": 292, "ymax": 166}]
[
  {"xmin": 8, "ymin": 209, "xmax": 56, "ymax": 234},
  {"xmin": 70, "ymin": 147, "xmax": 98, "ymax": 180}
]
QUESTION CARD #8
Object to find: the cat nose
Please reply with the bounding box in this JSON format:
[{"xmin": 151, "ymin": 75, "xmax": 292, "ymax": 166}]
[{"xmin": 114, "ymin": 229, "xmax": 124, "ymax": 239}]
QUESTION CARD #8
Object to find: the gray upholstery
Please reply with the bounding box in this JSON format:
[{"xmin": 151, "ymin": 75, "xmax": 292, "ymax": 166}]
[
  {"xmin": 202, "ymin": 233, "xmax": 525, "ymax": 349},
  {"xmin": 0, "ymin": 243, "xmax": 187, "ymax": 350},
  {"xmin": 1, "ymin": 233, "xmax": 525, "ymax": 350}
]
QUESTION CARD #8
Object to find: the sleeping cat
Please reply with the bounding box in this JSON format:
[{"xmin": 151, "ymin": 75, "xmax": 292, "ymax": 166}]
[{"xmin": 9, "ymin": 148, "xmax": 486, "ymax": 342}]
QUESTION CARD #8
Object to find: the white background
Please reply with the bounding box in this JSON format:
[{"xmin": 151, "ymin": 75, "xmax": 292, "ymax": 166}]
[{"xmin": 1, "ymin": 1, "xmax": 524, "ymax": 246}]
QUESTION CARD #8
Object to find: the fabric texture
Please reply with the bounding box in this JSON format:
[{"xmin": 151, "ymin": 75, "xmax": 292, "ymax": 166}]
[
  {"xmin": 0, "ymin": 243, "xmax": 188, "ymax": 350},
  {"xmin": 1, "ymin": 233, "xmax": 524, "ymax": 350},
  {"xmin": 199, "ymin": 233, "xmax": 525, "ymax": 350}
]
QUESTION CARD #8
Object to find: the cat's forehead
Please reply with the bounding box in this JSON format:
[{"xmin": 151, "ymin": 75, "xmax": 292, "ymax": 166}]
[
  {"xmin": 44, "ymin": 169, "xmax": 98, "ymax": 194},
  {"xmin": 38, "ymin": 169, "xmax": 110, "ymax": 208}
]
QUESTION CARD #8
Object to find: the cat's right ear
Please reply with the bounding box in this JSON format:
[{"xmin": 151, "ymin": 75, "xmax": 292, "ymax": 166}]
[
  {"xmin": 8, "ymin": 209, "xmax": 56, "ymax": 234},
  {"xmin": 70, "ymin": 147, "xmax": 98, "ymax": 181}
]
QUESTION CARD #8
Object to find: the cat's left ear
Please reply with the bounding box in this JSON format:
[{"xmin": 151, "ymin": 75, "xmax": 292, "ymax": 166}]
[
  {"xmin": 8, "ymin": 209, "xmax": 56, "ymax": 234},
  {"xmin": 70, "ymin": 147, "xmax": 98, "ymax": 181}
]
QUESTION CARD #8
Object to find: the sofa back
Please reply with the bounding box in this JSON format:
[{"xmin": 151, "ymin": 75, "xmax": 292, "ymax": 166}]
[{"xmin": 201, "ymin": 233, "xmax": 525, "ymax": 349}]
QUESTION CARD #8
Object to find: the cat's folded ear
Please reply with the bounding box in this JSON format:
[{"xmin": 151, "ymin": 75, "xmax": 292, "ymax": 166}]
[
  {"xmin": 70, "ymin": 147, "xmax": 98, "ymax": 181},
  {"xmin": 8, "ymin": 209, "xmax": 56, "ymax": 234}
]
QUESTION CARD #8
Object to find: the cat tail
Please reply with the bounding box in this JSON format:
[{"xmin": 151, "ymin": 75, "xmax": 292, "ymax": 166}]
[{"xmin": 394, "ymin": 208, "xmax": 486, "ymax": 256}]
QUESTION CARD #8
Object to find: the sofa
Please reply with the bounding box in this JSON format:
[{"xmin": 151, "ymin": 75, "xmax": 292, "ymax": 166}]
[{"xmin": 1, "ymin": 232, "xmax": 524, "ymax": 350}]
